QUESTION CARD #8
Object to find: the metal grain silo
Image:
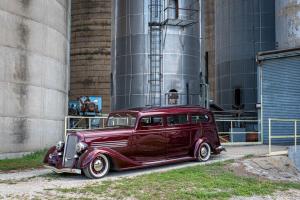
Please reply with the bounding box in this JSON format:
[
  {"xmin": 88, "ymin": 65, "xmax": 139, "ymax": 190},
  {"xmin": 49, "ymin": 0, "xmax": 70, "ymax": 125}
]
[
  {"xmin": 111, "ymin": 0, "xmax": 205, "ymax": 110},
  {"xmin": 276, "ymin": 0, "xmax": 300, "ymax": 49},
  {"xmin": 215, "ymin": 0, "xmax": 275, "ymax": 113},
  {"xmin": 0, "ymin": 0, "xmax": 70, "ymax": 153}
]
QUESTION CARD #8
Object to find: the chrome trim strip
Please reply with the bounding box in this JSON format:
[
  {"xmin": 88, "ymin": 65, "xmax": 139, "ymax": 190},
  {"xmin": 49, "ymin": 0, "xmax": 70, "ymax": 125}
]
[
  {"xmin": 92, "ymin": 143, "xmax": 127, "ymax": 146},
  {"xmin": 92, "ymin": 140, "xmax": 128, "ymax": 144},
  {"xmin": 91, "ymin": 144, "xmax": 127, "ymax": 148},
  {"xmin": 62, "ymin": 135, "xmax": 69, "ymax": 167},
  {"xmin": 44, "ymin": 165, "xmax": 81, "ymax": 174},
  {"xmin": 92, "ymin": 142, "xmax": 127, "ymax": 144}
]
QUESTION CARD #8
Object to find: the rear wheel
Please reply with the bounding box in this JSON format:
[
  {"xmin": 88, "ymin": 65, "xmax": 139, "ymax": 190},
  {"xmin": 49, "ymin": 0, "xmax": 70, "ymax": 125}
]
[
  {"xmin": 196, "ymin": 142, "xmax": 211, "ymax": 162},
  {"xmin": 83, "ymin": 154, "xmax": 110, "ymax": 179}
]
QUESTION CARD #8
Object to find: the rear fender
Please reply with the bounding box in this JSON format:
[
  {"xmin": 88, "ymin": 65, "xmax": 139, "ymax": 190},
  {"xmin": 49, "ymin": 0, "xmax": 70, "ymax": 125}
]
[
  {"xmin": 193, "ymin": 138, "xmax": 208, "ymax": 158},
  {"xmin": 79, "ymin": 148, "xmax": 139, "ymax": 169}
]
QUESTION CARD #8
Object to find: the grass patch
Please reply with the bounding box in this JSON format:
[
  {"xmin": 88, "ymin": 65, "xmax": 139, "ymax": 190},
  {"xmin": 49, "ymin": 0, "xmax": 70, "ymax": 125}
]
[
  {"xmin": 0, "ymin": 150, "xmax": 47, "ymax": 171},
  {"xmin": 58, "ymin": 161, "xmax": 300, "ymax": 200}
]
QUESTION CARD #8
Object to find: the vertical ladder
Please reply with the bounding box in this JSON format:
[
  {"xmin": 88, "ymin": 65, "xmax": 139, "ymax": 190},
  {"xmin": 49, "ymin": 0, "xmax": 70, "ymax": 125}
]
[{"xmin": 149, "ymin": 0, "xmax": 162, "ymax": 107}]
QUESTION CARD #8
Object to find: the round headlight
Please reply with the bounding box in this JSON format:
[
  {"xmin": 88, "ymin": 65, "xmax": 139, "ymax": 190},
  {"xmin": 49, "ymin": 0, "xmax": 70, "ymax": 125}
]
[
  {"xmin": 56, "ymin": 141, "xmax": 64, "ymax": 151},
  {"xmin": 76, "ymin": 142, "xmax": 87, "ymax": 153}
]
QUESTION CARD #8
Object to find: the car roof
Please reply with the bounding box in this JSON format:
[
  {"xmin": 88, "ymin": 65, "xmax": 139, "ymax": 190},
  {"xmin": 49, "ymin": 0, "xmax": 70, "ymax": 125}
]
[{"xmin": 110, "ymin": 106, "xmax": 209, "ymax": 115}]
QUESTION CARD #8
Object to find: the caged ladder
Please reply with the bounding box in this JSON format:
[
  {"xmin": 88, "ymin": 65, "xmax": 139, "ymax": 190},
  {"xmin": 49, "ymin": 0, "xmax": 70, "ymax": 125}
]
[{"xmin": 149, "ymin": 0, "xmax": 162, "ymax": 107}]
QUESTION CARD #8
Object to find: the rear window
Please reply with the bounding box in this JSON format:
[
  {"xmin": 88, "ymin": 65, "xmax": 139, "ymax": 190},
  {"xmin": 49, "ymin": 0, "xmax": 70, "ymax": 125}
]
[
  {"xmin": 167, "ymin": 114, "xmax": 188, "ymax": 126},
  {"xmin": 191, "ymin": 114, "xmax": 210, "ymax": 123},
  {"xmin": 140, "ymin": 116, "xmax": 163, "ymax": 127}
]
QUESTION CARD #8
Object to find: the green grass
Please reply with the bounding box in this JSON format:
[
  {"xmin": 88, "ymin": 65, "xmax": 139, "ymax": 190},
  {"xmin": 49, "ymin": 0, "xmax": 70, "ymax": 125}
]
[
  {"xmin": 0, "ymin": 150, "xmax": 47, "ymax": 171},
  {"xmin": 58, "ymin": 161, "xmax": 300, "ymax": 200}
]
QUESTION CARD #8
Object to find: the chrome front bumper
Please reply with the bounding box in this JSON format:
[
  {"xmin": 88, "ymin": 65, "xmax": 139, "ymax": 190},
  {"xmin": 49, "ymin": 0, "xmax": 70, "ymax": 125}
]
[{"xmin": 44, "ymin": 165, "xmax": 81, "ymax": 174}]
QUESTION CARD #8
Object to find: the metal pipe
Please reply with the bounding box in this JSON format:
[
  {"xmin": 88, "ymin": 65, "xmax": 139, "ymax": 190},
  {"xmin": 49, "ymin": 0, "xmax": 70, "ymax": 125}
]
[
  {"xmin": 295, "ymin": 120, "xmax": 297, "ymax": 151},
  {"xmin": 269, "ymin": 118, "xmax": 271, "ymax": 155}
]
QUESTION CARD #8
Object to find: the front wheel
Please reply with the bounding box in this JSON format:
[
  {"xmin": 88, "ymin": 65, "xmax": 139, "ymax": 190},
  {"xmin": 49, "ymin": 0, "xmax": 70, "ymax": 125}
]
[
  {"xmin": 83, "ymin": 154, "xmax": 110, "ymax": 179},
  {"xmin": 196, "ymin": 142, "xmax": 211, "ymax": 162}
]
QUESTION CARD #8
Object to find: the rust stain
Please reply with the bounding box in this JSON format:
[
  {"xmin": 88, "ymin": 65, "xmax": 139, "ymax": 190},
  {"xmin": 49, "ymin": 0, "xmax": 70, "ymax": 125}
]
[
  {"xmin": 13, "ymin": 118, "xmax": 28, "ymax": 144},
  {"xmin": 20, "ymin": 0, "xmax": 31, "ymax": 10}
]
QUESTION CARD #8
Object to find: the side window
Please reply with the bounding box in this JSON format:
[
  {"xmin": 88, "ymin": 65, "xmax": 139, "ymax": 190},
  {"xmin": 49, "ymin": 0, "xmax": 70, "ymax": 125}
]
[
  {"xmin": 191, "ymin": 114, "xmax": 210, "ymax": 124},
  {"xmin": 167, "ymin": 114, "xmax": 188, "ymax": 126},
  {"xmin": 140, "ymin": 116, "xmax": 163, "ymax": 127}
]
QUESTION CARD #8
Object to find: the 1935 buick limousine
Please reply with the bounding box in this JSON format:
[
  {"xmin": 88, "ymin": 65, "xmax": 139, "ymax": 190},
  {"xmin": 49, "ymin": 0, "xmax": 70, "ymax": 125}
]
[{"xmin": 44, "ymin": 106, "xmax": 225, "ymax": 179}]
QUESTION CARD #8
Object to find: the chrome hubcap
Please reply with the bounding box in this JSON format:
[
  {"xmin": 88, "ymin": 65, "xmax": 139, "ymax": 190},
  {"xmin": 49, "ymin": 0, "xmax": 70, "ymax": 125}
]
[
  {"xmin": 93, "ymin": 159, "xmax": 104, "ymax": 172},
  {"xmin": 200, "ymin": 147, "xmax": 208, "ymax": 157}
]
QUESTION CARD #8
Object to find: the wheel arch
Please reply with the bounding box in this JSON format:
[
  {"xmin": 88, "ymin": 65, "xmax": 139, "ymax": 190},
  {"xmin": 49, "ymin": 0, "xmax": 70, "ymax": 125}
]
[
  {"xmin": 193, "ymin": 137, "xmax": 211, "ymax": 158},
  {"xmin": 79, "ymin": 148, "xmax": 115, "ymax": 169}
]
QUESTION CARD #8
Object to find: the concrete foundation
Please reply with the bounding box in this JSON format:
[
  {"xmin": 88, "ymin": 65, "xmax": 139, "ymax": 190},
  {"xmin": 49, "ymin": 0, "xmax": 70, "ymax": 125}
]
[{"xmin": 0, "ymin": 0, "xmax": 70, "ymax": 153}]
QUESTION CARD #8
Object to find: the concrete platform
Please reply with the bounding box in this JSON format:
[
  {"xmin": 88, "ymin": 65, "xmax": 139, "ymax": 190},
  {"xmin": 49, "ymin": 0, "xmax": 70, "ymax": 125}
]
[{"xmin": 289, "ymin": 146, "xmax": 300, "ymax": 171}]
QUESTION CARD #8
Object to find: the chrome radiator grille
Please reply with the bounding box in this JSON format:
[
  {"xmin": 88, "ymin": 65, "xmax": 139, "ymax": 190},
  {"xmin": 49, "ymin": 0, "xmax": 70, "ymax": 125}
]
[{"xmin": 63, "ymin": 135, "xmax": 78, "ymax": 168}]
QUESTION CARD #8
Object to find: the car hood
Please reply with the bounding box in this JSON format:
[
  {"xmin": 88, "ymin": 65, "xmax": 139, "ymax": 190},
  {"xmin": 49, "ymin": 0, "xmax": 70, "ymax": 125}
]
[{"xmin": 73, "ymin": 127, "xmax": 134, "ymax": 143}]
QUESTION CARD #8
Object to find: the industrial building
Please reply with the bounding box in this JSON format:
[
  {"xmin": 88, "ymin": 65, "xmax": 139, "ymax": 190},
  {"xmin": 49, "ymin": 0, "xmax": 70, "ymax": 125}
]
[
  {"xmin": 0, "ymin": 0, "xmax": 300, "ymax": 153},
  {"xmin": 70, "ymin": 0, "xmax": 111, "ymax": 113},
  {"xmin": 111, "ymin": 0, "xmax": 206, "ymax": 110},
  {"xmin": 257, "ymin": 48, "xmax": 300, "ymax": 144}
]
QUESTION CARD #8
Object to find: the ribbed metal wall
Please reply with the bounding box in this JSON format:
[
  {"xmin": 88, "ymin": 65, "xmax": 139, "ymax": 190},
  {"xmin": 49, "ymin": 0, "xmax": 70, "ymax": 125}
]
[
  {"xmin": 276, "ymin": 0, "xmax": 300, "ymax": 49},
  {"xmin": 0, "ymin": 0, "xmax": 70, "ymax": 153},
  {"xmin": 260, "ymin": 55, "xmax": 300, "ymax": 144},
  {"xmin": 111, "ymin": 0, "xmax": 204, "ymax": 110},
  {"xmin": 215, "ymin": 0, "xmax": 275, "ymax": 112}
]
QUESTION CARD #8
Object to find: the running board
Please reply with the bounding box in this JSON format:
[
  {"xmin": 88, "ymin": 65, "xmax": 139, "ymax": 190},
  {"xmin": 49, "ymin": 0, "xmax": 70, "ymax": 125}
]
[{"xmin": 144, "ymin": 157, "xmax": 194, "ymax": 165}]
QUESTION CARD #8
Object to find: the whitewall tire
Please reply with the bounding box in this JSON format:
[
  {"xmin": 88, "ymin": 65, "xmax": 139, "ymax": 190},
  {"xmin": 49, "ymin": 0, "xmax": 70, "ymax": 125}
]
[
  {"xmin": 83, "ymin": 154, "xmax": 110, "ymax": 179},
  {"xmin": 196, "ymin": 142, "xmax": 211, "ymax": 162}
]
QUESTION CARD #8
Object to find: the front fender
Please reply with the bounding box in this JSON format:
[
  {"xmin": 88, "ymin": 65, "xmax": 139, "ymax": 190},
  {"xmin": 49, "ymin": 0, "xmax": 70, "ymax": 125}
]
[
  {"xmin": 79, "ymin": 148, "xmax": 140, "ymax": 170},
  {"xmin": 193, "ymin": 138, "xmax": 208, "ymax": 158},
  {"xmin": 43, "ymin": 146, "xmax": 56, "ymax": 163}
]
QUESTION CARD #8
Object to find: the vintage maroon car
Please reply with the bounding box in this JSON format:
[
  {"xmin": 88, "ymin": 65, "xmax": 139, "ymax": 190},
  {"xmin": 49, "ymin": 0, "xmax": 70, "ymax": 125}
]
[{"xmin": 44, "ymin": 106, "xmax": 225, "ymax": 179}]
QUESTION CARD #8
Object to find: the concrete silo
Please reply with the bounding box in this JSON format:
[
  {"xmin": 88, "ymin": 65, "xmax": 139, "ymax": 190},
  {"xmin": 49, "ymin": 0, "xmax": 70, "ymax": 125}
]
[
  {"xmin": 111, "ymin": 0, "xmax": 205, "ymax": 110},
  {"xmin": 0, "ymin": 0, "xmax": 70, "ymax": 153},
  {"xmin": 215, "ymin": 0, "xmax": 275, "ymax": 113},
  {"xmin": 276, "ymin": 0, "xmax": 300, "ymax": 49},
  {"xmin": 69, "ymin": 0, "xmax": 112, "ymax": 113}
]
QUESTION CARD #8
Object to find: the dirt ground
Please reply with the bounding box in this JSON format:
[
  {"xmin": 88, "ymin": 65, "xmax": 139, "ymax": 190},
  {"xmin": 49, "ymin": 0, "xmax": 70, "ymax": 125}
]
[
  {"xmin": 232, "ymin": 189, "xmax": 300, "ymax": 200},
  {"xmin": 229, "ymin": 156, "xmax": 300, "ymax": 200},
  {"xmin": 0, "ymin": 146, "xmax": 298, "ymax": 200},
  {"xmin": 230, "ymin": 156, "xmax": 300, "ymax": 183}
]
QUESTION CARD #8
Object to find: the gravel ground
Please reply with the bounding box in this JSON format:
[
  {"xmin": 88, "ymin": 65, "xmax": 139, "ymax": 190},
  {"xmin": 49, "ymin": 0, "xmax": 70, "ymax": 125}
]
[
  {"xmin": 0, "ymin": 154, "xmax": 242, "ymax": 199},
  {"xmin": 0, "ymin": 145, "xmax": 292, "ymax": 199},
  {"xmin": 231, "ymin": 156, "xmax": 300, "ymax": 182},
  {"xmin": 232, "ymin": 189, "xmax": 300, "ymax": 200}
]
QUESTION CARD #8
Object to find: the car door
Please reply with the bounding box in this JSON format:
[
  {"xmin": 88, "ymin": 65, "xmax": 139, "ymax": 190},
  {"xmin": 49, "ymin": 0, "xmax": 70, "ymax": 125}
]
[
  {"xmin": 191, "ymin": 112, "xmax": 220, "ymax": 149},
  {"xmin": 131, "ymin": 115, "xmax": 167, "ymax": 162},
  {"xmin": 165, "ymin": 114, "xmax": 191, "ymax": 158}
]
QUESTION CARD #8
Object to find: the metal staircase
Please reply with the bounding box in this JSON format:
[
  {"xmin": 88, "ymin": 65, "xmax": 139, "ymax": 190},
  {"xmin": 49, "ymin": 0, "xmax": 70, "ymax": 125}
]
[{"xmin": 149, "ymin": 0, "xmax": 163, "ymax": 107}]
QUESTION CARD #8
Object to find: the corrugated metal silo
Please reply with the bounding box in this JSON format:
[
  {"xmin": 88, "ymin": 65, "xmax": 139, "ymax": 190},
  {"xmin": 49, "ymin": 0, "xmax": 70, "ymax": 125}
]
[
  {"xmin": 111, "ymin": 0, "xmax": 205, "ymax": 110},
  {"xmin": 215, "ymin": 0, "xmax": 275, "ymax": 113},
  {"xmin": 0, "ymin": 0, "xmax": 70, "ymax": 153},
  {"xmin": 275, "ymin": 0, "xmax": 300, "ymax": 49}
]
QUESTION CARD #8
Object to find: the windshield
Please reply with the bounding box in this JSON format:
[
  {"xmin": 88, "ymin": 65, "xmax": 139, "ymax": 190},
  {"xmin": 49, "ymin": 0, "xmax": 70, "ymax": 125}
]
[{"xmin": 106, "ymin": 113, "xmax": 137, "ymax": 128}]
